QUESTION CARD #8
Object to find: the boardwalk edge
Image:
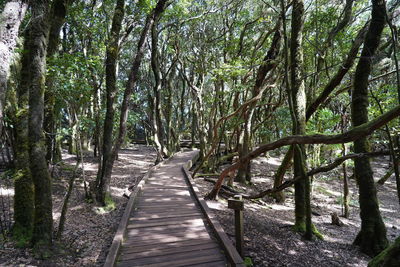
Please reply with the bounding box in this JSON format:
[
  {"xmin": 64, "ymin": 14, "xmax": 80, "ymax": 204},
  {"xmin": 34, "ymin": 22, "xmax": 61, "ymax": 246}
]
[{"xmin": 182, "ymin": 164, "xmax": 246, "ymax": 267}]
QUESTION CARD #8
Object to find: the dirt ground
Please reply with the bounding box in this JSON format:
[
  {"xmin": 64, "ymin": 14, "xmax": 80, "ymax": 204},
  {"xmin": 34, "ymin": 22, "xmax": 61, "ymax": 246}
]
[
  {"xmin": 0, "ymin": 145, "xmax": 156, "ymax": 266},
  {"xmin": 195, "ymin": 153, "xmax": 400, "ymax": 267}
]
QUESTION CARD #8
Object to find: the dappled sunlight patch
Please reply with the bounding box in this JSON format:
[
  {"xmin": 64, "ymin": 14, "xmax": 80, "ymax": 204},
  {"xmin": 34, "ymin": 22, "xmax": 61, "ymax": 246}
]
[
  {"xmin": 53, "ymin": 211, "xmax": 61, "ymax": 221},
  {"xmin": 251, "ymin": 176, "xmax": 272, "ymax": 183},
  {"xmin": 70, "ymin": 204, "xmax": 85, "ymax": 211},
  {"xmin": 0, "ymin": 186, "xmax": 14, "ymax": 196},
  {"xmin": 380, "ymin": 207, "xmax": 398, "ymax": 214},
  {"xmin": 269, "ymin": 203, "xmax": 294, "ymax": 211},
  {"xmin": 109, "ymin": 186, "xmax": 125, "ymax": 197},
  {"xmin": 206, "ymin": 199, "xmax": 226, "ymax": 211}
]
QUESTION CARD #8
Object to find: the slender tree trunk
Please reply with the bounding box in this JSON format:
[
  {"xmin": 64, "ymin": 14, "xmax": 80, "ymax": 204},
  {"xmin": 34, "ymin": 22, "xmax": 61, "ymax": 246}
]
[
  {"xmin": 341, "ymin": 111, "xmax": 350, "ymax": 218},
  {"xmin": 26, "ymin": 0, "xmax": 53, "ymax": 250},
  {"xmin": 44, "ymin": 0, "xmax": 72, "ymax": 164},
  {"xmin": 95, "ymin": 0, "xmax": 124, "ymax": 205},
  {"xmin": 13, "ymin": 32, "xmax": 34, "ymax": 240},
  {"xmin": 95, "ymin": 0, "xmax": 170, "ymax": 205},
  {"xmin": 290, "ymin": 0, "xmax": 312, "ymax": 239},
  {"xmin": 351, "ymin": 0, "xmax": 388, "ymax": 256},
  {"xmin": 150, "ymin": 16, "xmax": 168, "ymax": 158}
]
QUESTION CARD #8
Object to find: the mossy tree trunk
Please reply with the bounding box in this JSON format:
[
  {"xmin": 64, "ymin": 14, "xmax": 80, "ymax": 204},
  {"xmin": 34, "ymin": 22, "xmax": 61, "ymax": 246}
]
[
  {"xmin": 290, "ymin": 0, "xmax": 312, "ymax": 239},
  {"xmin": 13, "ymin": 9, "xmax": 34, "ymax": 240},
  {"xmin": 95, "ymin": 0, "xmax": 124, "ymax": 205},
  {"xmin": 368, "ymin": 236, "xmax": 400, "ymax": 267},
  {"xmin": 26, "ymin": 0, "xmax": 54, "ymax": 250},
  {"xmin": 351, "ymin": 0, "xmax": 388, "ymax": 256}
]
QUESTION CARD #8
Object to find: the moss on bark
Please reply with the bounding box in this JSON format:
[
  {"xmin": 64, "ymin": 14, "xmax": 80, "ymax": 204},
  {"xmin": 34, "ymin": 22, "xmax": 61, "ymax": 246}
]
[
  {"xmin": 368, "ymin": 237, "xmax": 400, "ymax": 267},
  {"xmin": 351, "ymin": 0, "xmax": 388, "ymax": 256}
]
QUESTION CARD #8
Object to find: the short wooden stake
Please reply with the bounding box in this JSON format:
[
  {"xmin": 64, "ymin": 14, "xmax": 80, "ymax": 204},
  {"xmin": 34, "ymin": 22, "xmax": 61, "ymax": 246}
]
[{"xmin": 228, "ymin": 194, "xmax": 244, "ymax": 257}]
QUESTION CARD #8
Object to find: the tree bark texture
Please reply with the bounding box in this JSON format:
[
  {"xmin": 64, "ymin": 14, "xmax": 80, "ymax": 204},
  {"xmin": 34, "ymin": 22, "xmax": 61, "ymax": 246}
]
[
  {"xmin": 27, "ymin": 0, "xmax": 54, "ymax": 249},
  {"xmin": 290, "ymin": 0, "xmax": 311, "ymax": 236},
  {"xmin": 151, "ymin": 14, "xmax": 168, "ymax": 159},
  {"xmin": 351, "ymin": 0, "xmax": 388, "ymax": 256},
  {"xmin": 368, "ymin": 236, "xmax": 400, "ymax": 267},
  {"xmin": 0, "ymin": 0, "xmax": 28, "ymax": 138},
  {"xmin": 13, "ymin": 33, "xmax": 34, "ymax": 238},
  {"xmin": 95, "ymin": 0, "xmax": 125, "ymax": 205}
]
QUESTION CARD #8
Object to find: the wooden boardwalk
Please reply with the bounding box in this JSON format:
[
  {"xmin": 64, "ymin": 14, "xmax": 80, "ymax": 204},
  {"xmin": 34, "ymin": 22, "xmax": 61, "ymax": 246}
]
[{"xmin": 105, "ymin": 150, "xmax": 243, "ymax": 267}]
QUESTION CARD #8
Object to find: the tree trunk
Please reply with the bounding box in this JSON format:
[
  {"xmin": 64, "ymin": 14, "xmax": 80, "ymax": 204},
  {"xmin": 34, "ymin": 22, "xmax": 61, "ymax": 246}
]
[
  {"xmin": 150, "ymin": 15, "xmax": 168, "ymax": 159},
  {"xmin": 351, "ymin": 0, "xmax": 388, "ymax": 256},
  {"xmin": 95, "ymin": 0, "xmax": 124, "ymax": 205},
  {"xmin": 290, "ymin": 0, "xmax": 312, "ymax": 239},
  {"xmin": 12, "ymin": 5, "xmax": 33, "ymax": 241},
  {"xmin": 44, "ymin": 0, "xmax": 71, "ymax": 164},
  {"xmin": 26, "ymin": 0, "xmax": 53, "ymax": 251},
  {"xmin": 95, "ymin": 0, "xmax": 169, "ymax": 205},
  {"xmin": 0, "ymin": 0, "xmax": 28, "ymax": 138},
  {"xmin": 368, "ymin": 236, "xmax": 400, "ymax": 267}
]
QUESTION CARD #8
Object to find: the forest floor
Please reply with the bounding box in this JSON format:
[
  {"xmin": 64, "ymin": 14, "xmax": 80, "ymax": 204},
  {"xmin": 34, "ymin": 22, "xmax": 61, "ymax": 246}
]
[
  {"xmin": 195, "ymin": 152, "xmax": 400, "ymax": 267},
  {"xmin": 0, "ymin": 145, "xmax": 156, "ymax": 266},
  {"xmin": 0, "ymin": 147, "xmax": 399, "ymax": 266}
]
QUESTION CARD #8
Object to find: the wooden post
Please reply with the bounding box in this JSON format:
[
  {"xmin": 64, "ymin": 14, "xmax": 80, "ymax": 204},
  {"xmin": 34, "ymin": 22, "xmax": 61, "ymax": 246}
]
[{"xmin": 228, "ymin": 194, "xmax": 244, "ymax": 257}]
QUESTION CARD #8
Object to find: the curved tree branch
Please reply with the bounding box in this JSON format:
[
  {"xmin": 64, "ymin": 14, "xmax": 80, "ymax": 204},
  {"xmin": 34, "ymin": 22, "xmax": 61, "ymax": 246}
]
[{"xmin": 205, "ymin": 105, "xmax": 400, "ymax": 199}]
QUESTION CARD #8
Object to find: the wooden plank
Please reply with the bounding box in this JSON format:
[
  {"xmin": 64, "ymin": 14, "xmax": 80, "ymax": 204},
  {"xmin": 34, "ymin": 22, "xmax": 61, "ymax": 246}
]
[
  {"xmin": 126, "ymin": 229, "xmax": 210, "ymax": 243},
  {"xmin": 130, "ymin": 211, "xmax": 201, "ymax": 221},
  {"xmin": 190, "ymin": 260, "xmax": 227, "ymax": 267},
  {"xmin": 130, "ymin": 212, "xmax": 201, "ymax": 221},
  {"xmin": 182, "ymin": 166, "xmax": 245, "ymax": 267},
  {"xmin": 123, "ymin": 234, "xmax": 212, "ymax": 247},
  {"xmin": 129, "ymin": 214, "xmax": 203, "ymax": 224},
  {"xmin": 145, "ymin": 185, "xmax": 188, "ymax": 189},
  {"xmin": 142, "ymin": 187, "xmax": 185, "ymax": 191},
  {"xmin": 120, "ymin": 238, "xmax": 214, "ymax": 254},
  {"xmin": 140, "ymin": 194, "xmax": 192, "ymax": 198},
  {"xmin": 133, "ymin": 206, "xmax": 198, "ymax": 215},
  {"xmin": 136, "ymin": 202, "xmax": 195, "ymax": 208},
  {"xmin": 118, "ymin": 248, "xmax": 224, "ymax": 266},
  {"xmin": 126, "ymin": 224, "xmax": 206, "ymax": 237},
  {"xmin": 119, "ymin": 254, "xmax": 225, "ymax": 267},
  {"xmin": 138, "ymin": 197, "xmax": 193, "ymax": 202},
  {"xmin": 127, "ymin": 218, "xmax": 205, "ymax": 229},
  {"xmin": 136, "ymin": 204, "xmax": 195, "ymax": 210},
  {"xmin": 120, "ymin": 242, "xmax": 219, "ymax": 260},
  {"xmin": 127, "ymin": 217, "xmax": 204, "ymax": 228}
]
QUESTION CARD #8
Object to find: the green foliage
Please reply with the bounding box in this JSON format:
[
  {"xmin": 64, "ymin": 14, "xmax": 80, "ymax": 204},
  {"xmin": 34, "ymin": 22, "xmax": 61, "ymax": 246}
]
[
  {"xmin": 292, "ymin": 222, "xmax": 324, "ymax": 240},
  {"xmin": 244, "ymin": 257, "xmax": 254, "ymax": 267},
  {"xmin": 96, "ymin": 194, "xmax": 116, "ymax": 214},
  {"xmin": 12, "ymin": 224, "xmax": 31, "ymax": 248}
]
